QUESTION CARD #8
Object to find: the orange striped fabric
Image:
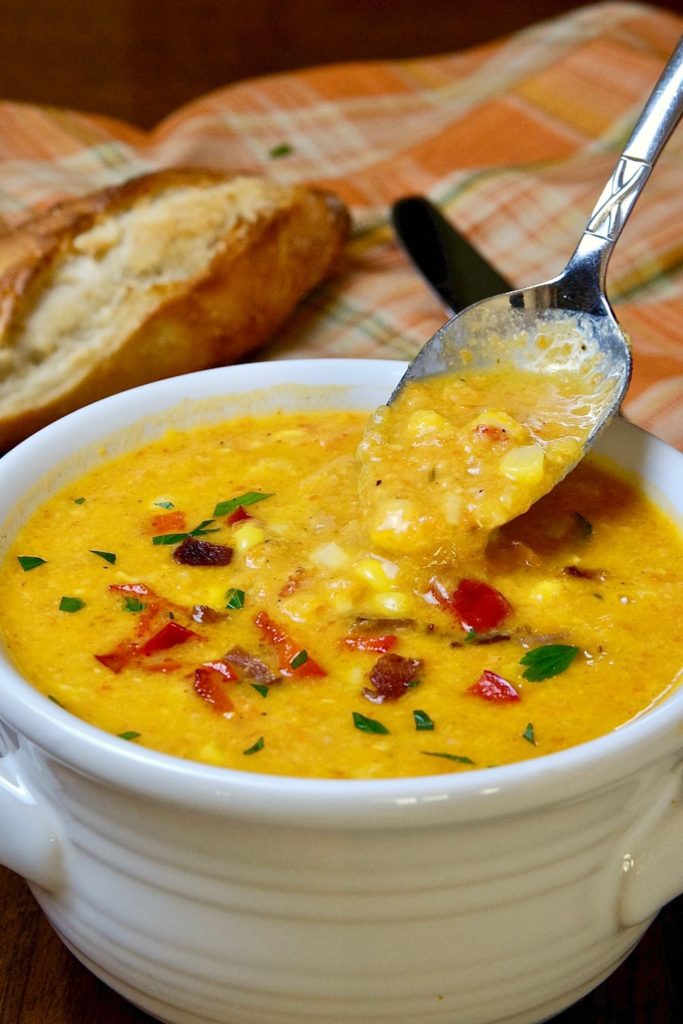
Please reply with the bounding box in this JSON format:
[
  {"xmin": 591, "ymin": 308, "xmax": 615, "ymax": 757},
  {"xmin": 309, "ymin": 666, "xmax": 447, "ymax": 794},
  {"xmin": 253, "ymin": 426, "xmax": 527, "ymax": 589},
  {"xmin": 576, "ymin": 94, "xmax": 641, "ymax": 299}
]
[{"xmin": 0, "ymin": 2, "xmax": 681, "ymax": 445}]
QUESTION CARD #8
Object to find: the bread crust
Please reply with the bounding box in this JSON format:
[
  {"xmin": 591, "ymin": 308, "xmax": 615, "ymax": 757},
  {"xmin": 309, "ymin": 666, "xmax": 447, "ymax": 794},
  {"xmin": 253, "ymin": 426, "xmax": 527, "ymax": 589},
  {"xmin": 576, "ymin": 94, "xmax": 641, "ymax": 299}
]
[{"xmin": 0, "ymin": 169, "xmax": 350, "ymax": 448}]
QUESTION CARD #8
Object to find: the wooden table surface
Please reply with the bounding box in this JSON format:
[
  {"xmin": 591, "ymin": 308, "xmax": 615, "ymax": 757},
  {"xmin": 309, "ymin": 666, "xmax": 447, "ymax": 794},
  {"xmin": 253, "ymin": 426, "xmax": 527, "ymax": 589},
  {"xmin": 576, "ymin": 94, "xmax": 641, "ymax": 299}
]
[{"xmin": 1, "ymin": 863, "xmax": 681, "ymax": 1023}]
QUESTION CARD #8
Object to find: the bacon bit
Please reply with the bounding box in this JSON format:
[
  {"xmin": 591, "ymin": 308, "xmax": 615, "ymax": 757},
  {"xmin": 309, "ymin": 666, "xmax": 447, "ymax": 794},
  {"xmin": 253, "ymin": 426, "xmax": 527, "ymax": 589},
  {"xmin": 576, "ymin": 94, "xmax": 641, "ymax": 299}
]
[
  {"xmin": 351, "ymin": 616, "xmax": 415, "ymax": 632},
  {"xmin": 191, "ymin": 604, "xmax": 226, "ymax": 624},
  {"xmin": 363, "ymin": 652, "xmax": 422, "ymax": 703},
  {"xmin": 431, "ymin": 577, "xmax": 512, "ymax": 634},
  {"xmin": 95, "ymin": 640, "xmax": 138, "ymax": 674},
  {"xmin": 225, "ymin": 505, "xmax": 252, "ymax": 525},
  {"xmin": 469, "ymin": 670, "xmax": 520, "ymax": 702},
  {"xmin": 253, "ymin": 610, "xmax": 326, "ymax": 677},
  {"xmin": 342, "ymin": 634, "xmax": 398, "ymax": 653},
  {"xmin": 173, "ymin": 537, "xmax": 233, "ymax": 566},
  {"xmin": 149, "ymin": 510, "xmax": 186, "ymax": 534},
  {"xmin": 279, "ymin": 568, "xmax": 305, "ymax": 597},
  {"xmin": 139, "ymin": 621, "xmax": 199, "ymax": 656},
  {"xmin": 225, "ymin": 645, "xmax": 278, "ymax": 684},
  {"xmin": 563, "ymin": 565, "xmax": 598, "ymax": 580},
  {"xmin": 475, "ymin": 424, "xmax": 508, "ymax": 442},
  {"xmin": 193, "ymin": 661, "xmax": 235, "ymax": 714}
]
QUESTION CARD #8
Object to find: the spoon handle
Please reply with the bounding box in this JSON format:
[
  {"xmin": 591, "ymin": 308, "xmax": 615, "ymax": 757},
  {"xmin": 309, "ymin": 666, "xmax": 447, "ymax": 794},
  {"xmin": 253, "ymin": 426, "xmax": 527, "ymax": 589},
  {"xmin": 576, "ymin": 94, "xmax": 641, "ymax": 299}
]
[{"xmin": 570, "ymin": 35, "xmax": 683, "ymax": 287}]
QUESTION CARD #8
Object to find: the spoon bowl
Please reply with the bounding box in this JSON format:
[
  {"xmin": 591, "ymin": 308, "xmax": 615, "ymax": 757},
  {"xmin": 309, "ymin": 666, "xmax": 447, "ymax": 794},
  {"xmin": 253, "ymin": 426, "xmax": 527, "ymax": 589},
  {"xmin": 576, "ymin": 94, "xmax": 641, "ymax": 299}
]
[{"xmin": 393, "ymin": 35, "xmax": 683, "ymax": 475}]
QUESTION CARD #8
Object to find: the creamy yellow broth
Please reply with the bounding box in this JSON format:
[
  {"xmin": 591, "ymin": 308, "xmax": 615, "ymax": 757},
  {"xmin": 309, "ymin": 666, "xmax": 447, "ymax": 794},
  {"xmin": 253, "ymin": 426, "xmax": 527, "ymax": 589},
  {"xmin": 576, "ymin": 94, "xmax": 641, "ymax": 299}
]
[
  {"xmin": 358, "ymin": 367, "xmax": 599, "ymax": 563},
  {"xmin": 1, "ymin": 406, "xmax": 682, "ymax": 778}
]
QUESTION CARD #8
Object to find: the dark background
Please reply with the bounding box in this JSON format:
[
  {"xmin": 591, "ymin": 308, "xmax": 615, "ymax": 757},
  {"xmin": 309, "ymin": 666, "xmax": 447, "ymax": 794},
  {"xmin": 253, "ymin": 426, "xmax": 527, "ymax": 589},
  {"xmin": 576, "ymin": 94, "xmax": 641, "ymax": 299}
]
[{"xmin": 0, "ymin": 0, "xmax": 680, "ymax": 128}]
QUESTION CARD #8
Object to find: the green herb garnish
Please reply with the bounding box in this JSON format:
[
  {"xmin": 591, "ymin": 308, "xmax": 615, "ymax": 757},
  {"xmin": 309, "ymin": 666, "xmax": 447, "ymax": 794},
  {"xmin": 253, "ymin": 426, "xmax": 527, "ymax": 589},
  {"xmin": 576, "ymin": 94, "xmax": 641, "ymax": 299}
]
[
  {"xmin": 90, "ymin": 549, "xmax": 116, "ymax": 564},
  {"xmin": 153, "ymin": 500, "xmax": 175, "ymax": 509},
  {"xmin": 421, "ymin": 751, "xmax": 475, "ymax": 765},
  {"xmin": 290, "ymin": 649, "xmax": 308, "ymax": 669},
  {"xmin": 269, "ymin": 142, "xmax": 293, "ymax": 159},
  {"xmin": 251, "ymin": 684, "xmax": 269, "ymax": 698},
  {"xmin": 123, "ymin": 596, "xmax": 145, "ymax": 613},
  {"xmin": 575, "ymin": 512, "xmax": 593, "ymax": 538},
  {"xmin": 73, "ymin": 497, "xmax": 86, "ymax": 505},
  {"xmin": 118, "ymin": 731, "xmax": 141, "ymax": 741},
  {"xmin": 463, "ymin": 629, "xmax": 479, "ymax": 643},
  {"xmin": 213, "ymin": 492, "xmax": 274, "ymax": 518},
  {"xmin": 243, "ymin": 736, "xmax": 265, "ymax": 755},
  {"xmin": 225, "ymin": 588, "xmax": 246, "ymax": 610},
  {"xmin": 59, "ymin": 596, "xmax": 85, "ymax": 613},
  {"xmin": 413, "ymin": 709, "xmax": 435, "ymax": 731},
  {"xmin": 352, "ymin": 711, "xmax": 389, "ymax": 735},
  {"xmin": 520, "ymin": 644, "xmax": 579, "ymax": 682},
  {"xmin": 152, "ymin": 519, "xmax": 220, "ymax": 545},
  {"xmin": 17, "ymin": 555, "xmax": 46, "ymax": 572},
  {"xmin": 522, "ymin": 722, "xmax": 536, "ymax": 745}
]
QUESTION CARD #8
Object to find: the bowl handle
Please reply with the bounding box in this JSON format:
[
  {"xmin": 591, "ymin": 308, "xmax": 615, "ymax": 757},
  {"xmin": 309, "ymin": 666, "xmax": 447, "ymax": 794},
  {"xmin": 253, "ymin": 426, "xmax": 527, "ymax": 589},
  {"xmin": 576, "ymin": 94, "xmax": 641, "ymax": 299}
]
[
  {"xmin": 0, "ymin": 735, "xmax": 65, "ymax": 891},
  {"xmin": 619, "ymin": 764, "xmax": 683, "ymax": 927}
]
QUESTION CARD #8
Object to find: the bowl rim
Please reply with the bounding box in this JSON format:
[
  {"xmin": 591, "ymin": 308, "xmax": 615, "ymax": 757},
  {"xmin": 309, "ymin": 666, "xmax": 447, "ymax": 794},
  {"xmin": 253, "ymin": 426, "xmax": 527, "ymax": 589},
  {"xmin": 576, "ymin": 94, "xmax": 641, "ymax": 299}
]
[{"xmin": 1, "ymin": 358, "xmax": 682, "ymax": 826}]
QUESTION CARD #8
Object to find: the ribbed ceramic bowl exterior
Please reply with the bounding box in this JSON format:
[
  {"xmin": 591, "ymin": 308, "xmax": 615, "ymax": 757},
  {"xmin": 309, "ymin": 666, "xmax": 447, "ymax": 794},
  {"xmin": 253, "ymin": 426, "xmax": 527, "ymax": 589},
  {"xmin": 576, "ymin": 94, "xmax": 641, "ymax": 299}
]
[{"xmin": 1, "ymin": 361, "xmax": 683, "ymax": 1024}]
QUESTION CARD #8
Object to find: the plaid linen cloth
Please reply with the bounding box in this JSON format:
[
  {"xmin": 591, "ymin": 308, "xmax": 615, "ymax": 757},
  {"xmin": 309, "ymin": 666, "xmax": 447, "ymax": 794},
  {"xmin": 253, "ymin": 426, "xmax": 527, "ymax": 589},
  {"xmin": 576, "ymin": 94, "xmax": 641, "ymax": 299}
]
[{"xmin": 0, "ymin": 1, "xmax": 681, "ymax": 446}]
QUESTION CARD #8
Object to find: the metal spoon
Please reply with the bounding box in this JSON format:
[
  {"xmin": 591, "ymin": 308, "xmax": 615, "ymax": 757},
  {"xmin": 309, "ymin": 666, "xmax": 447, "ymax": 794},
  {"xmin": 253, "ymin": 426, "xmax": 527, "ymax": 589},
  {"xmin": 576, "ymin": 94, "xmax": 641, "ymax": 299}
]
[{"xmin": 392, "ymin": 36, "xmax": 683, "ymax": 467}]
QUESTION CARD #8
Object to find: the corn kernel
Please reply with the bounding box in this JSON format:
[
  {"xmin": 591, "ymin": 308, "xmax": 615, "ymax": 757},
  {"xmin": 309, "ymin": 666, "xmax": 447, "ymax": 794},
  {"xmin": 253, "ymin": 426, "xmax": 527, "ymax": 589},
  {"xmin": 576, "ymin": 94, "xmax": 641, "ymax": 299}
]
[
  {"xmin": 311, "ymin": 541, "xmax": 350, "ymax": 570},
  {"xmin": 369, "ymin": 591, "xmax": 412, "ymax": 616},
  {"xmin": 470, "ymin": 409, "xmax": 529, "ymax": 442},
  {"xmin": 499, "ymin": 444, "xmax": 545, "ymax": 484},
  {"xmin": 354, "ymin": 555, "xmax": 399, "ymax": 590},
  {"xmin": 233, "ymin": 522, "xmax": 267, "ymax": 553},
  {"xmin": 406, "ymin": 409, "xmax": 455, "ymax": 440},
  {"xmin": 544, "ymin": 437, "xmax": 581, "ymax": 465}
]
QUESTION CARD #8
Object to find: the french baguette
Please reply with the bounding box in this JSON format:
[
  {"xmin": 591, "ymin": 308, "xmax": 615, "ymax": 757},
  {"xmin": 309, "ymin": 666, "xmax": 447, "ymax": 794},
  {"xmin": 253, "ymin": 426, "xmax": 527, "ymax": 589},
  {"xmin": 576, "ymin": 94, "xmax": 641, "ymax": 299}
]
[{"xmin": 0, "ymin": 168, "xmax": 350, "ymax": 449}]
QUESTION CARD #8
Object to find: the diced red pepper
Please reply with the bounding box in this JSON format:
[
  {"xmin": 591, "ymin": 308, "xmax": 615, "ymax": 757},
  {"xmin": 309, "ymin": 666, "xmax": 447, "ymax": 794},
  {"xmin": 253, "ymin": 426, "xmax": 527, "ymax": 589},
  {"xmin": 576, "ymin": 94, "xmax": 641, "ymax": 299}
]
[
  {"xmin": 142, "ymin": 659, "xmax": 183, "ymax": 673},
  {"xmin": 253, "ymin": 610, "xmax": 326, "ymax": 677},
  {"xmin": 430, "ymin": 577, "xmax": 511, "ymax": 634},
  {"xmin": 193, "ymin": 661, "xmax": 236, "ymax": 713},
  {"xmin": 95, "ymin": 640, "xmax": 139, "ymax": 674},
  {"xmin": 226, "ymin": 505, "xmax": 252, "ymax": 525},
  {"xmin": 342, "ymin": 634, "xmax": 398, "ymax": 653},
  {"xmin": 468, "ymin": 670, "xmax": 520, "ymax": 702},
  {"xmin": 139, "ymin": 620, "xmax": 199, "ymax": 656},
  {"xmin": 149, "ymin": 510, "xmax": 186, "ymax": 534}
]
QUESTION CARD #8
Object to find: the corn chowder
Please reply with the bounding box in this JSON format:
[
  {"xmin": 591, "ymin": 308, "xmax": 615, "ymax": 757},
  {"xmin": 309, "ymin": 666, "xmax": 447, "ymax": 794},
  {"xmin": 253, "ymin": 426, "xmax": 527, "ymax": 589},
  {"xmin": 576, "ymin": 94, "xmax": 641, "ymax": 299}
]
[{"xmin": 1, "ymin": 373, "xmax": 682, "ymax": 778}]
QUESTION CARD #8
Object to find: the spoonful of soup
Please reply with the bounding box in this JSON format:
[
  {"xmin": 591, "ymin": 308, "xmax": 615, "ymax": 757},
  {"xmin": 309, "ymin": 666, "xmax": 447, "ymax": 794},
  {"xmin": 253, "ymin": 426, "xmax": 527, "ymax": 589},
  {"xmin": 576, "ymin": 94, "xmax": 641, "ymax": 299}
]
[{"xmin": 358, "ymin": 36, "xmax": 683, "ymax": 562}]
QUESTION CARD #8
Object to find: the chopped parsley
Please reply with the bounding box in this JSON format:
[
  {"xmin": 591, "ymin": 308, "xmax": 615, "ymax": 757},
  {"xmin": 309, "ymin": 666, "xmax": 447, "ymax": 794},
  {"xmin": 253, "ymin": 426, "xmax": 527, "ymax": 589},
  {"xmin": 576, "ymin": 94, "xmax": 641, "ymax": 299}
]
[
  {"xmin": 17, "ymin": 555, "xmax": 46, "ymax": 572},
  {"xmin": 73, "ymin": 497, "xmax": 86, "ymax": 505},
  {"xmin": 153, "ymin": 500, "xmax": 175, "ymax": 509},
  {"xmin": 118, "ymin": 731, "xmax": 141, "ymax": 741},
  {"xmin": 213, "ymin": 492, "xmax": 274, "ymax": 518},
  {"xmin": 90, "ymin": 549, "xmax": 116, "ymax": 564},
  {"xmin": 123, "ymin": 596, "xmax": 145, "ymax": 612},
  {"xmin": 290, "ymin": 649, "xmax": 308, "ymax": 669},
  {"xmin": 352, "ymin": 711, "xmax": 389, "ymax": 735},
  {"xmin": 152, "ymin": 519, "xmax": 220, "ymax": 545},
  {"xmin": 520, "ymin": 644, "xmax": 580, "ymax": 682},
  {"xmin": 421, "ymin": 751, "xmax": 475, "ymax": 765},
  {"xmin": 243, "ymin": 736, "xmax": 265, "ymax": 755},
  {"xmin": 268, "ymin": 142, "xmax": 293, "ymax": 159},
  {"xmin": 225, "ymin": 588, "xmax": 246, "ymax": 610},
  {"xmin": 413, "ymin": 709, "xmax": 435, "ymax": 731},
  {"xmin": 251, "ymin": 684, "xmax": 269, "ymax": 698},
  {"xmin": 59, "ymin": 596, "xmax": 85, "ymax": 613},
  {"xmin": 575, "ymin": 512, "xmax": 593, "ymax": 538},
  {"xmin": 522, "ymin": 722, "xmax": 537, "ymax": 745}
]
